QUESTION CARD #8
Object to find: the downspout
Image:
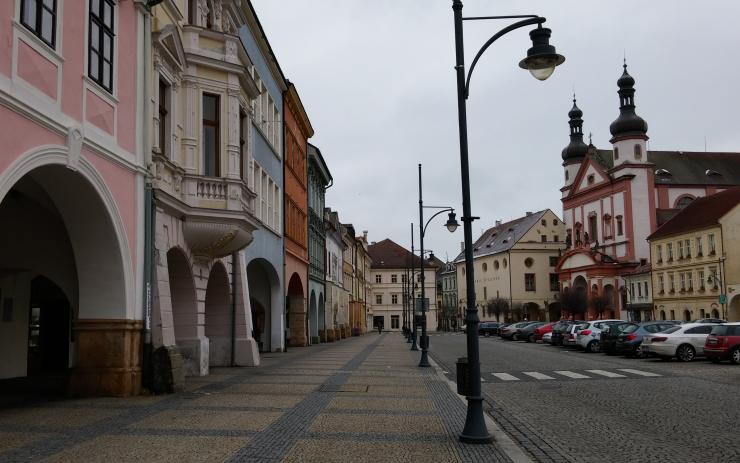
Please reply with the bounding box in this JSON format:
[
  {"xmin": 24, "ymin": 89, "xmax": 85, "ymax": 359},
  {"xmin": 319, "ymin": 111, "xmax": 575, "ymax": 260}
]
[
  {"xmin": 231, "ymin": 252, "xmax": 237, "ymax": 366},
  {"xmin": 508, "ymin": 250, "xmax": 513, "ymax": 320},
  {"xmin": 140, "ymin": 1, "xmax": 154, "ymax": 390}
]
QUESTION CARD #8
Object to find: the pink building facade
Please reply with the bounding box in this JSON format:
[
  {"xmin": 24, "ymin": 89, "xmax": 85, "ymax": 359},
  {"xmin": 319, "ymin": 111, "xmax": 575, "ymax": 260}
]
[{"xmin": 0, "ymin": 0, "xmax": 146, "ymax": 395}]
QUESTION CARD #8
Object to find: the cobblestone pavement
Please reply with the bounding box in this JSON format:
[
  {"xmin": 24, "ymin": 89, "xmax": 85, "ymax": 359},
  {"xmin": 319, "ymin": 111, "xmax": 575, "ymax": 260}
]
[
  {"xmin": 0, "ymin": 333, "xmax": 520, "ymax": 462},
  {"xmin": 429, "ymin": 332, "xmax": 740, "ymax": 463}
]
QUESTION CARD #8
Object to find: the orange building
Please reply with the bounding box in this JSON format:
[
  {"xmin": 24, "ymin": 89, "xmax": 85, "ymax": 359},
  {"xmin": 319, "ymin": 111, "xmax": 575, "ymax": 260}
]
[{"xmin": 283, "ymin": 82, "xmax": 313, "ymax": 347}]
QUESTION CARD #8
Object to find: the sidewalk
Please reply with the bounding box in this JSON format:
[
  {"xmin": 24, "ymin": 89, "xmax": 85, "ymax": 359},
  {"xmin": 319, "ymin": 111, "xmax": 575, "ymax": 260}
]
[{"xmin": 0, "ymin": 333, "xmax": 521, "ymax": 462}]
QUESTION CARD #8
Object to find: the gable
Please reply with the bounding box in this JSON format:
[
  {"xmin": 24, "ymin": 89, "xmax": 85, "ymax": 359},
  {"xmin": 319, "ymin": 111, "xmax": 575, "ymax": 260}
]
[
  {"xmin": 566, "ymin": 155, "xmax": 612, "ymax": 199},
  {"xmin": 559, "ymin": 253, "xmax": 597, "ymax": 270}
]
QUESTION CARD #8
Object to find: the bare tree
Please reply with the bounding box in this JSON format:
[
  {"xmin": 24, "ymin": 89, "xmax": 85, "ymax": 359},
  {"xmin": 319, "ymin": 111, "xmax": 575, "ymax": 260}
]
[
  {"xmin": 511, "ymin": 302, "xmax": 524, "ymax": 322},
  {"xmin": 487, "ymin": 298, "xmax": 509, "ymax": 322},
  {"xmin": 560, "ymin": 288, "xmax": 588, "ymax": 321},
  {"xmin": 591, "ymin": 295, "xmax": 610, "ymax": 320}
]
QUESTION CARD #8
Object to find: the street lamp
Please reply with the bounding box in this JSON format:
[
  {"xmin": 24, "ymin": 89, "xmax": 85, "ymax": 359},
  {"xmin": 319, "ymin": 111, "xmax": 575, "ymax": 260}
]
[
  {"xmin": 451, "ymin": 0, "xmax": 565, "ymax": 444},
  {"xmin": 418, "ymin": 164, "xmax": 460, "ymax": 368},
  {"xmin": 707, "ymin": 274, "xmax": 726, "ymax": 319},
  {"xmin": 410, "ymin": 223, "xmax": 419, "ymax": 351}
]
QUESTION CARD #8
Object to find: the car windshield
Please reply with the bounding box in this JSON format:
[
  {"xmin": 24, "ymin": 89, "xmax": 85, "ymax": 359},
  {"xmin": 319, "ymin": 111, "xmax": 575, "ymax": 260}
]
[
  {"xmin": 622, "ymin": 324, "xmax": 638, "ymax": 334},
  {"xmin": 662, "ymin": 326, "xmax": 681, "ymax": 334}
]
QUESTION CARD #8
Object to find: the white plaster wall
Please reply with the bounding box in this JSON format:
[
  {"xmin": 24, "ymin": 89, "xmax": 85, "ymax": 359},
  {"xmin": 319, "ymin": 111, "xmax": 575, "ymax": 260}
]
[
  {"xmin": 668, "ymin": 187, "xmax": 705, "ymax": 208},
  {"xmin": 560, "ymin": 254, "xmax": 596, "ymax": 270},
  {"xmin": 563, "ymin": 162, "xmax": 581, "ymax": 193},
  {"xmin": 578, "ymin": 164, "xmax": 606, "ymax": 191},
  {"xmin": 630, "ymin": 170, "xmax": 653, "ymax": 260},
  {"xmin": 613, "ymin": 139, "xmax": 647, "ymax": 166}
]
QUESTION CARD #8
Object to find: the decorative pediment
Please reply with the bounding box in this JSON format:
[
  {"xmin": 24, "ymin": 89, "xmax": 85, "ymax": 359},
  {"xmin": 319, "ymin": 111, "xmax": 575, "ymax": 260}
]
[
  {"xmin": 153, "ymin": 24, "xmax": 187, "ymax": 73},
  {"xmin": 567, "ymin": 155, "xmax": 612, "ymax": 198},
  {"xmin": 558, "ymin": 251, "xmax": 598, "ymax": 270}
]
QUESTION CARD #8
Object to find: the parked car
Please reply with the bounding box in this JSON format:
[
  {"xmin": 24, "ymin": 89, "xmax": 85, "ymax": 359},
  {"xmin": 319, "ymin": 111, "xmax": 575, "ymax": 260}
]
[
  {"xmin": 496, "ymin": 323, "xmax": 511, "ymax": 337},
  {"xmin": 534, "ymin": 322, "xmax": 557, "ymax": 342},
  {"xmin": 615, "ymin": 321, "xmax": 680, "ymax": 358},
  {"xmin": 704, "ymin": 322, "xmax": 740, "ymax": 364},
  {"xmin": 693, "ymin": 318, "xmax": 727, "ymax": 324},
  {"xmin": 551, "ymin": 320, "xmax": 584, "ymax": 346},
  {"xmin": 563, "ymin": 324, "xmax": 583, "ymax": 347},
  {"xmin": 601, "ymin": 322, "xmax": 633, "ymax": 355},
  {"xmin": 641, "ymin": 323, "xmax": 718, "ymax": 361},
  {"xmin": 500, "ymin": 321, "xmax": 537, "ymax": 341},
  {"xmin": 478, "ymin": 322, "xmax": 504, "ymax": 337},
  {"xmin": 576, "ymin": 319, "xmax": 624, "ymax": 353},
  {"xmin": 521, "ymin": 322, "xmax": 546, "ymax": 342},
  {"xmin": 542, "ymin": 331, "xmax": 553, "ymax": 344}
]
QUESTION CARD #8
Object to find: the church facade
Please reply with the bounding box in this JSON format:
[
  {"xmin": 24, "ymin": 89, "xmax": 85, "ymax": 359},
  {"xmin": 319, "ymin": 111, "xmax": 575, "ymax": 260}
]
[{"xmin": 556, "ymin": 64, "xmax": 740, "ymax": 320}]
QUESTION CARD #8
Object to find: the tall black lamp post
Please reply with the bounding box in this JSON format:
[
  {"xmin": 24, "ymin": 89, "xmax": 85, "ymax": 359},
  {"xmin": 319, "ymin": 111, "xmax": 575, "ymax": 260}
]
[
  {"xmin": 451, "ymin": 0, "xmax": 565, "ymax": 443},
  {"xmin": 417, "ymin": 163, "xmax": 460, "ymax": 367}
]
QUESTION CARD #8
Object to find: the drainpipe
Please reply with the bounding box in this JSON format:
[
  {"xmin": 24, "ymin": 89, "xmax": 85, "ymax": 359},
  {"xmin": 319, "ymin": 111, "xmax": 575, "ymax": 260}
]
[
  {"xmin": 508, "ymin": 250, "xmax": 513, "ymax": 321},
  {"xmin": 140, "ymin": 1, "xmax": 154, "ymax": 390},
  {"xmin": 231, "ymin": 252, "xmax": 237, "ymax": 366}
]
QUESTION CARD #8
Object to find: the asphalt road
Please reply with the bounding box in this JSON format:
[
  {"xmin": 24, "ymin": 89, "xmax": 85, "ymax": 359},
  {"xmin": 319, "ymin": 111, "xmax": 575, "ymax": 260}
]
[{"xmin": 427, "ymin": 332, "xmax": 740, "ymax": 463}]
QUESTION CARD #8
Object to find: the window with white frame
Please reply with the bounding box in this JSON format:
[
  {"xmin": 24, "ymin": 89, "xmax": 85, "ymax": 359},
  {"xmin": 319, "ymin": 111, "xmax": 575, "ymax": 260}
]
[
  {"xmin": 687, "ymin": 271, "xmax": 693, "ymax": 290},
  {"xmin": 696, "ymin": 237, "xmax": 703, "ymax": 256},
  {"xmin": 375, "ymin": 274, "xmax": 381, "ymax": 283},
  {"xmin": 391, "ymin": 274, "xmax": 397, "ymax": 283},
  {"xmin": 656, "ymin": 245, "xmax": 663, "ymax": 262},
  {"xmin": 677, "ymin": 240, "xmax": 684, "ymax": 259},
  {"xmin": 391, "ymin": 294, "xmax": 398, "ymax": 304},
  {"xmin": 375, "ymin": 294, "xmax": 383, "ymax": 305},
  {"xmin": 658, "ymin": 274, "xmax": 664, "ymax": 293},
  {"xmin": 698, "ymin": 270, "xmax": 705, "ymax": 289},
  {"xmin": 391, "ymin": 315, "xmax": 399, "ymax": 329},
  {"xmin": 685, "ymin": 239, "xmax": 691, "ymax": 258},
  {"xmin": 708, "ymin": 234, "xmax": 716, "ymax": 254},
  {"xmin": 88, "ymin": 0, "xmax": 116, "ymax": 93}
]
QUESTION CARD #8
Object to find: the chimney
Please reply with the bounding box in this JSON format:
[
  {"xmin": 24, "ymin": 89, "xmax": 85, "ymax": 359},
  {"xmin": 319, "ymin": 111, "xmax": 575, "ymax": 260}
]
[
  {"xmin": 495, "ymin": 220, "xmax": 502, "ymax": 227},
  {"xmin": 363, "ymin": 230, "xmax": 368, "ymax": 241},
  {"xmin": 460, "ymin": 241, "xmax": 465, "ymax": 252},
  {"xmin": 526, "ymin": 211, "xmax": 533, "ymax": 216}
]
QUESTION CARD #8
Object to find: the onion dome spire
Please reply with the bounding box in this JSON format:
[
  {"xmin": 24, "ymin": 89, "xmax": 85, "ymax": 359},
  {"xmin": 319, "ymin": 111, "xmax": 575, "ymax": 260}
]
[
  {"xmin": 609, "ymin": 61, "xmax": 648, "ymax": 141},
  {"xmin": 562, "ymin": 95, "xmax": 588, "ymax": 161}
]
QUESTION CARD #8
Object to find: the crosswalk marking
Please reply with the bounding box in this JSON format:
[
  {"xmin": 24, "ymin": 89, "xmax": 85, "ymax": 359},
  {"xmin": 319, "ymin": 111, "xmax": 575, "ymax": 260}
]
[
  {"xmin": 492, "ymin": 373, "xmax": 520, "ymax": 381},
  {"xmin": 618, "ymin": 369, "xmax": 662, "ymax": 377},
  {"xmin": 586, "ymin": 369, "xmax": 626, "ymax": 378},
  {"xmin": 554, "ymin": 370, "xmax": 590, "ymax": 379},
  {"xmin": 522, "ymin": 371, "xmax": 555, "ymax": 380}
]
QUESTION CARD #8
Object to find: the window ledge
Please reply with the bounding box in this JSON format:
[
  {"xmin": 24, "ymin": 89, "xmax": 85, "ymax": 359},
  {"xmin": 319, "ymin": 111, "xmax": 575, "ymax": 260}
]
[
  {"xmin": 83, "ymin": 75, "xmax": 119, "ymax": 105},
  {"xmin": 13, "ymin": 20, "xmax": 64, "ymax": 65}
]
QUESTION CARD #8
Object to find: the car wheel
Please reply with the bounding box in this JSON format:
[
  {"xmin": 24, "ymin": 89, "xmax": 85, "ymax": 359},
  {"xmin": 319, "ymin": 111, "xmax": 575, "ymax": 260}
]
[
  {"xmin": 635, "ymin": 346, "xmax": 643, "ymax": 358},
  {"xmin": 526, "ymin": 334, "xmax": 534, "ymax": 343},
  {"xmin": 512, "ymin": 334, "xmax": 519, "ymax": 341},
  {"xmin": 709, "ymin": 357, "xmax": 721, "ymax": 364},
  {"xmin": 676, "ymin": 344, "xmax": 696, "ymax": 362},
  {"xmin": 731, "ymin": 347, "xmax": 740, "ymax": 365},
  {"xmin": 587, "ymin": 340, "xmax": 600, "ymax": 353}
]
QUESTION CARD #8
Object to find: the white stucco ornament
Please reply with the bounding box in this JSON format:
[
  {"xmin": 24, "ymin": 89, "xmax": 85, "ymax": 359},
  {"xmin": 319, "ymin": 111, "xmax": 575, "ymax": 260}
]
[{"xmin": 66, "ymin": 126, "xmax": 84, "ymax": 171}]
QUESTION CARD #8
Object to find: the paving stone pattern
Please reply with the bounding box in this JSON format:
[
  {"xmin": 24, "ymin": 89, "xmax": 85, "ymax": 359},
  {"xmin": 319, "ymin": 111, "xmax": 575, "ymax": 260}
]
[{"xmin": 0, "ymin": 333, "xmax": 517, "ymax": 462}]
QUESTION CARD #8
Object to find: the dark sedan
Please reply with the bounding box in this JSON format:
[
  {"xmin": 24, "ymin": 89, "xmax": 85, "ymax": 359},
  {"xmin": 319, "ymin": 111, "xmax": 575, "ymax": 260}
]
[
  {"xmin": 521, "ymin": 322, "xmax": 546, "ymax": 342},
  {"xmin": 500, "ymin": 321, "xmax": 537, "ymax": 341},
  {"xmin": 615, "ymin": 321, "xmax": 680, "ymax": 357},
  {"xmin": 600, "ymin": 322, "xmax": 632, "ymax": 355},
  {"xmin": 478, "ymin": 322, "xmax": 504, "ymax": 337},
  {"xmin": 550, "ymin": 320, "xmax": 584, "ymax": 346}
]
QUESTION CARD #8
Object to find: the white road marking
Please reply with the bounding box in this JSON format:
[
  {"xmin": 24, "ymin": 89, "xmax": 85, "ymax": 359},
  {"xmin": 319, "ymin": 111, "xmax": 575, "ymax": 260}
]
[
  {"xmin": 554, "ymin": 370, "xmax": 590, "ymax": 379},
  {"xmin": 618, "ymin": 369, "xmax": 662, "ymax": 377},
  {"xmin": 492, "ymin": 373, "xmax": 520, "ymax": 381},
  {"xmin": 522, "ymin": 371, "xmax": 555, "ymax": 380},
  {"xmin": 586, "ymin": 369, "xmax": 626, "ymax": 378}
]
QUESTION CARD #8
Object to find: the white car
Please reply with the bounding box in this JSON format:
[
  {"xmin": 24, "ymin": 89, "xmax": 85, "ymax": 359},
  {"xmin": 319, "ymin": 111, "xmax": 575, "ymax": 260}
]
[
  {"xmin": 642, "ymin": 322, "xmax": 719, "ymax": 361},
  {"xmin": 542, "ymin": 331, "xmax": 553, "ymax": 344},
  {"xmin": 575, "ymin": 319, "xmax": 624, "ymax": 353}
]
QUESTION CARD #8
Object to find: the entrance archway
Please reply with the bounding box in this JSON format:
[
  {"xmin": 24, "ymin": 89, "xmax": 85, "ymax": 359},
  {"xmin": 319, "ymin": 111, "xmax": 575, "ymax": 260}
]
[
  {"xmin": 247, "ymin": 259, "xmax": 280, "ymax": 352},
  {"xmin": 287, "ymin": 273, "xmax": 306, "ymax": 347},
  {"xmin": 729, "ymin": 296, "xmax": 740, "ymax": 321},
  {"xmin": 0, "ymin": 161, "xmax": 130, "ymax": 395},
  {"xmin": 318, "ymin": 294, "xmax": 326, "ymax": 342},
  {"xmin": 309, "ymin": 290, "xmax": 318, "ymax": 344},
  {"xmin": 167, "ymin": 248, "xmax": 199, "ymax": 376},
  {"xmin": 205, "ymin": 262, "xmax": 231, "ymax": 366}
]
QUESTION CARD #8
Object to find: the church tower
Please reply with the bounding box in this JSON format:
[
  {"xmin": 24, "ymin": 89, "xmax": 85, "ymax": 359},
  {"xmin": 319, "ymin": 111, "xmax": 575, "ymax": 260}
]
[
  {"xmin": 561, "ymin": 96, "xmax": 588, "ymax": 191},
  {"xmin": 609, "ymin": 62, "xmax": 649, "ymax": 165}
]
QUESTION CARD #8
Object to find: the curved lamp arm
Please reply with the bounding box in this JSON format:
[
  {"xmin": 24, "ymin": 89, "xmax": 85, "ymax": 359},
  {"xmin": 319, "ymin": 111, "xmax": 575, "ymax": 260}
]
[
  {"xmin": 423, "ymin": 207, "xmax": 455, "ymax": 236},
  {"xmin": 464, "ymin": 17, "xmax": 545, "ymax": 99}
]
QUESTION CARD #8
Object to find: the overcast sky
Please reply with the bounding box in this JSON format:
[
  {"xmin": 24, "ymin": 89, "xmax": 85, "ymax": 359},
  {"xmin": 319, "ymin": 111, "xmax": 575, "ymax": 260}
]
[{"xmin": 252, "ymin": 0, "xmax": 740, "ymax": 262}]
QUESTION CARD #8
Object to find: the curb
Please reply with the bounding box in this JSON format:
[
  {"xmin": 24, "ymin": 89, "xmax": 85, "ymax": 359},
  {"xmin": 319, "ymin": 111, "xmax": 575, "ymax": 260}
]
[{"xmin": 427, "ymin": 355, "xmax": 534, "ymax": 463}]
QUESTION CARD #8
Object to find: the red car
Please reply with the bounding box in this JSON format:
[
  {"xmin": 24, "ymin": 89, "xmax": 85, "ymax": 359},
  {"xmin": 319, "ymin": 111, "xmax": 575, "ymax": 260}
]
[
  {"xmin": 704, "ymin": 322, "xmax": 740, "ymax": 364},
  {"xmin": 534, "ymin": 322, "xmax": 557, "ymax": 342}
]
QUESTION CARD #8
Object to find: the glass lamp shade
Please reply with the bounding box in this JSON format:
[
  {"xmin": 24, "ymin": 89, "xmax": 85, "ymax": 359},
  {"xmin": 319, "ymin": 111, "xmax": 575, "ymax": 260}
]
[
  {"xmin": 520, "ymin": 54, "xmax": 563, "ymax": 81},
  {"xmin": 445, "ymin": 212, "xmax": 460, "ymax": 233}
]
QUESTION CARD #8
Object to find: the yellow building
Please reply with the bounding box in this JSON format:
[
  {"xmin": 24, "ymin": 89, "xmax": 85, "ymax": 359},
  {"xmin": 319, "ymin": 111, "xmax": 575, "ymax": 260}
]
[
  {"xmin": 649, "ymin": 188, "xmax": 740, "ymax": 322},
  {"xmin": 455, "ymin": 210, "xmax": 566, "ymax": 322}
]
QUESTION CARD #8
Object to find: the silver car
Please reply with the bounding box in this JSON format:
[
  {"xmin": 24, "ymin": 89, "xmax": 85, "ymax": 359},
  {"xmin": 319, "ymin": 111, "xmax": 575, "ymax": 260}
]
[
  {"xmin": 575, "ymin": 319, "xmax": 625, "ymax": 353},
  {"xmin": 642, "ymin": 322, "xmax": 719, "ymax": 361}
]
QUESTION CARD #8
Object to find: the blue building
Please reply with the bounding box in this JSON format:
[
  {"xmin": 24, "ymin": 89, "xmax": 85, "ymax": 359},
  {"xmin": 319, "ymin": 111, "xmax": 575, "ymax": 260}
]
[{"xmin": 239, "ymin": 5, "xmax": 287, "ymax": 352}]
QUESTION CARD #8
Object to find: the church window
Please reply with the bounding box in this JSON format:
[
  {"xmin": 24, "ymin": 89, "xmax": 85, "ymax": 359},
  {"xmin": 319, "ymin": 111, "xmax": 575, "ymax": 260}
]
[
  {"xmin": 565, "ymin": 170, "xmax": 569, "ymax": 181},
  {"xmin": 587, "ymin": 174, "xmax": 595, "ymax": 185},
  {"xmin": 482, "ymin": 263, "xmax": 488, "ymax": 272},
  {"xmin": 588, "ymin": 215, "xmax": 597, "ymax": 241},
  {"xmin": 675, "ymin": 196, "xmax": 694, "ymax": 209},
  {"xmin": 614, "ymin": 147, "xmax": 619, "ymax": 160},
  {"xmin": 616, "ymin": 216, "xmax": 623, "ymax": 236},
  {"xmin": 634, "ymin": 144, "xmax": 642, "ymax": 159}
]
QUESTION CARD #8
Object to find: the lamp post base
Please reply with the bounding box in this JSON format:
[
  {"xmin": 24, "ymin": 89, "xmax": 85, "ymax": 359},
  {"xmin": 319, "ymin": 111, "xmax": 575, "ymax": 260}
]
[
  {"xmin": 459, "ymin": 396, "xmax": 493, "ymax": 444},
  {"xmin": 410, "ymin": 338, "xmax": 419, "ymax": 351},
  {"xmin": 418, "ymin": 350, "xmax": 431, "ymax": 367}
]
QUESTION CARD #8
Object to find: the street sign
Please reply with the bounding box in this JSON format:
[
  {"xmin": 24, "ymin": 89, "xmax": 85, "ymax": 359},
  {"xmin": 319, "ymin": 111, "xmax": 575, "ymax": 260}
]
[{"xmin": 719, "ymin": 294, "xmax": 727, "ymax": 304}]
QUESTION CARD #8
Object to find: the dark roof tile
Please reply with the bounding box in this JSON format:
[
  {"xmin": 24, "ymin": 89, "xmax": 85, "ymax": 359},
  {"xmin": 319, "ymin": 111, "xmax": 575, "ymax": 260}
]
[{"xmin": 648, "ymin": 187, "xmax": 740, "ymax": 240}]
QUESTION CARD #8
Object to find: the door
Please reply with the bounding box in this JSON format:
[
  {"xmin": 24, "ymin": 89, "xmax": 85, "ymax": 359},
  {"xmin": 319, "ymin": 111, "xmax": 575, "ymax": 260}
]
[{"xmin": 685, "ymin": 325, "xmax": 713, "ymax": 354}]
